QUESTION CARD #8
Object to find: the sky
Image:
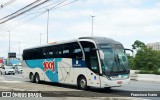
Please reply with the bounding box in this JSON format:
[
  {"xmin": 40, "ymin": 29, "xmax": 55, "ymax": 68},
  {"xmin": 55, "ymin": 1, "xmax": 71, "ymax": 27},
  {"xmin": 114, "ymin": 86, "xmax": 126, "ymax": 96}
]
[{"xmin": 0, "ymin": 0, "xmax": 160, "ymax": 58}]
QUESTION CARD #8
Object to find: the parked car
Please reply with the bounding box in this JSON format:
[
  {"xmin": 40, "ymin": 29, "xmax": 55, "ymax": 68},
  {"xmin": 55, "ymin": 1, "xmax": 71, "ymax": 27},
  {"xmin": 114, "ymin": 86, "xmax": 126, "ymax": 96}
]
[
  {"xmin": 15, "ymin": 66, "xmax": 22, "ymax": 74},
  {"xmin": 0, "ymin": 65, "xmax": 15, "ymax": 75}
]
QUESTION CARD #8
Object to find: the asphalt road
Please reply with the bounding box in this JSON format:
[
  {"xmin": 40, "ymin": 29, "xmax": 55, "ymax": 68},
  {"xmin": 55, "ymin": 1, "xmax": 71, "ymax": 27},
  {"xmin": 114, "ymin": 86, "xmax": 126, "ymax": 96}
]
[
  {"xmin": 0, "ymin": 73, "xmax": 27, "ymax": 82},
  {"xmin": 1, "ymin": 74, "xmax": 160, "ymax": 91},
  {"xmin": 0, "ymin": 74, "xmax": 160, "ymax": 100}
]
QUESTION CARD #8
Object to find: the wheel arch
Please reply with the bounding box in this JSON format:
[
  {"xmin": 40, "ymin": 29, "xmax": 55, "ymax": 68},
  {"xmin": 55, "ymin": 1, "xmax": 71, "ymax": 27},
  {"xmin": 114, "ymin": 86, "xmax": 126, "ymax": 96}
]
[
  {"xmin": 35, "ymin": 72, "xmax": 40, "ymax": 80},
  {"xmin": 77, "ymin": 74, "xmax": 87, "ymax": 85},
  {"xmin": 29, "ymin": 72, "xmax": 34, "ymax": 79}
]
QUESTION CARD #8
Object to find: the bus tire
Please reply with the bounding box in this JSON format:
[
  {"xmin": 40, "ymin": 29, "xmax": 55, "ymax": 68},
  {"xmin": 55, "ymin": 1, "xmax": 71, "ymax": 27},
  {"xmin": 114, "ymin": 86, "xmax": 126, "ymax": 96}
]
[
  {"xmin": 78, "ymin": 76, "xmax": 88, "ymax": 90},
  {"xmin": 35, "ymin": 73, "xmax": 40, "ymax": 83},
  {"xmin": 30, "ymin": 73, "xmax": 35, "ymax": 83},
  {"xmin": 104, "ymin": 87, "xmax": 111, "ymax": 91}
]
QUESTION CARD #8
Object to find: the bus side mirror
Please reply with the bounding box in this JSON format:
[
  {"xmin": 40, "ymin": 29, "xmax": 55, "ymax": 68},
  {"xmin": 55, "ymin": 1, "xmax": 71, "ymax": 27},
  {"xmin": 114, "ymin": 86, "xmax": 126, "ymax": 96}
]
[{"xmin": 124, "ymin": 48, "xmax": 134, "ymax": 57}]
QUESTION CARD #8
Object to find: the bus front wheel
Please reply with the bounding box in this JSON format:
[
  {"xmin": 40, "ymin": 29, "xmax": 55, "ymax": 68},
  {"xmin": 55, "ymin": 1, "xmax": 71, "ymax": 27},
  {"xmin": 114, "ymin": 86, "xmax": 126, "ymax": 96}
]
[{"xmin": 78, "ymin": 76, "xmax": 88, "ymax": 90}]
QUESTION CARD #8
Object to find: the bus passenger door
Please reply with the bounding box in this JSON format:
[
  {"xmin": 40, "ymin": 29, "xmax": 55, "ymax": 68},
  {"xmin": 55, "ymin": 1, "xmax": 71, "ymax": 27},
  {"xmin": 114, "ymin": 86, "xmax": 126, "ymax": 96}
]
[
  {"xmin": 80, "ymin": 41, "xmax": 101, "ymax": 87},
  {"xmin": 88, "ymin": 50, "xmax": 101, "ymax": 87}
]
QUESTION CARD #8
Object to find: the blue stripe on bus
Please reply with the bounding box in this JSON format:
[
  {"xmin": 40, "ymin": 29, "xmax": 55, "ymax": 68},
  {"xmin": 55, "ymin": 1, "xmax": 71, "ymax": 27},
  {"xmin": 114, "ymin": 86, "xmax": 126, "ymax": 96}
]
[{"xmin": 25, "ymin": 58, "xmax": 62, "ymax": 82}]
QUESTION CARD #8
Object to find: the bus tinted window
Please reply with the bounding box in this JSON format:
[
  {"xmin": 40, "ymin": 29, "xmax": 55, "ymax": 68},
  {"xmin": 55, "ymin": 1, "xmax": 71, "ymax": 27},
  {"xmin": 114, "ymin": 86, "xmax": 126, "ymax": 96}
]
[
  {"xmin": 23, "ymin": 42, "xmax": 82, "ymax": 60},
  {"xmin": 80, "ymin": 41, "xmax": 99, "ymax": 73},
  {"xmin": 84, "ymin": 47, "xmax": 90, "ymax": 52},
  {"xmin": 71, "ymin": 42, "xmax": 82, "ymax": 59}
]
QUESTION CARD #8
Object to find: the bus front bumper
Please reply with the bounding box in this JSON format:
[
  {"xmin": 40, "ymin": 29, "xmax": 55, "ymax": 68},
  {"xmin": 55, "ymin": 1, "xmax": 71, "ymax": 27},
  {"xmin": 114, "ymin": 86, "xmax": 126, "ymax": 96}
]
[{"xmin": 100, "ymin": 77, "xmax": 130, "ymax": 88}]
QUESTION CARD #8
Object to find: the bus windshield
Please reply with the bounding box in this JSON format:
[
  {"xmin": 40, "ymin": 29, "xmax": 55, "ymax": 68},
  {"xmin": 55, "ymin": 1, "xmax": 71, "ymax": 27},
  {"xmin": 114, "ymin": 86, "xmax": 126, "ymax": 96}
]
[{"xmin": 100, "ymin": 44, "xmax": 129, "ymax": 75}]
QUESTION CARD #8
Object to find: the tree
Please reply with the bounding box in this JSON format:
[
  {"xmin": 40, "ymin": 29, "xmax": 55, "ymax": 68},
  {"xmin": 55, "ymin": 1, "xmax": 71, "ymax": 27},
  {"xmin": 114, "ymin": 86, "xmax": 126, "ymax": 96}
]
[
  {"xmin": 129, "ymin": 40, "xmax": 160, "ymax": 72},
  {"xmin": 134, "ymin": 46, "xmax": 160, "ymax": 71},
  {"xmin": 132, "ymin": 40, "xmax": 145, "ymax": 50},
  {"xmin": 128, "ymin": 40, "xmax": 146, "ymax": 70},
  {"xmin": 127, "ymin": 55, "xmax": 135, "ymax": 69}
]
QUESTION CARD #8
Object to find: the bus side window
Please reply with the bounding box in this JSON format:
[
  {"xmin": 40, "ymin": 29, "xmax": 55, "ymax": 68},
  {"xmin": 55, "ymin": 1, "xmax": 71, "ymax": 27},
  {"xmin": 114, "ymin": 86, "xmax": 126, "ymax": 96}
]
[
  {"xmin": 90, "ymin": 50, "xmax": 99, "ymax": 73},
  {"xmin": 80, "ymin": 41, "xmax": 99, "ymax": 74},
  {"xmin": 23, "ymin": 50, "xmax": 27, "ymax": 60},
  {"xmin": 42, "ymin": 48, "xmax": 45, "ymax": 59},
  {"xmin": 70, "ymin": 42, "xmax": 83, "ymax": 60},
  {"xmin": 52, "ymin": 45, "xmax": 58, "ymax": 58},
  {"xmin": 53, "ymin": 48, "xmax": 57, "ymax": 58},
  {"xmin": 47, "ymin": 46, "xmax": 53, "ymax": 58},
  {"xmin": 58, "ymin": 45, "xmax": 63, "ymax": 58},
  {"xmin": 38, "ymin": 48, "xmax": 43, "ymax": 59},
  {"xmin": 30, "ymin": 49, "xmax": 34, "ymax": 59},
  {"xmin": 90, "ymin": 57, "xmax": 98, "ymax": 70},
  {"xmin": 62, "ymin": 43, "xmax": 70, "ymax": 58}
]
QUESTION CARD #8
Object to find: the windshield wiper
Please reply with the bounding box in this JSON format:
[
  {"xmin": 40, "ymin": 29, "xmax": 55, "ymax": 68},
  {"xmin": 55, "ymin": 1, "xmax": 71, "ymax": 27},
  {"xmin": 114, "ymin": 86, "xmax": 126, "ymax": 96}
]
[{"xmin": 115, "ymin": 54, "xmax": 127, "ymax": 72}]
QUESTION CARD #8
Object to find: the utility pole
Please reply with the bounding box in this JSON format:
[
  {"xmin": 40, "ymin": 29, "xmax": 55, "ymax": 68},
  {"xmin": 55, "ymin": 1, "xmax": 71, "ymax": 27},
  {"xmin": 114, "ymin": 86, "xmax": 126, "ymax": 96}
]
[
  {"xmin": 18, "ymin": 42, "xmax": 21, "ymax": 59},
  {"xmin": 9, "ymin": 30, "xmax": 10, "ymax": 53},
  {"xmin": 46, "ymin": 9, "xmax": 49, "ymax": 43},
  {"xmin": 8, "ymin": 30, "xmax": 10, "ymax": 65},
  {"xmin": 91, "ymin": 15, "xmax": 95, "ymax": 37}
]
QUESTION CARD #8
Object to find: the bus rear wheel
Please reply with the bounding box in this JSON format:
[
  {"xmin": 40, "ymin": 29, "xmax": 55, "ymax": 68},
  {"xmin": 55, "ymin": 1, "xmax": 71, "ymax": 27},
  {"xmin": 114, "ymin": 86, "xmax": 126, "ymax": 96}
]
[
  {"xmin": 78, "ymin": 76, "xmax": 88, "ymax": 90},
  {"xmin": 104, "ymin": 87, "xmax": 111, "ymax": 92},
  {"xmin": 30, "ymin": 73, "xmax": 35, "ymax": 83},
  {"xmin": 35, "ymin": 73, "xmax": 40, "ymax": 83}
]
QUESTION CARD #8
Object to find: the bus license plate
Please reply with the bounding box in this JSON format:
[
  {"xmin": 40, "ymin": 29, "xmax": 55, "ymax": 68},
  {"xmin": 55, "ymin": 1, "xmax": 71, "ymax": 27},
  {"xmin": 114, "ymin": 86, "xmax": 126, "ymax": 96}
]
[{"xmin": 117, "ymin": 81, "xmax": 122, "ymax": 84}]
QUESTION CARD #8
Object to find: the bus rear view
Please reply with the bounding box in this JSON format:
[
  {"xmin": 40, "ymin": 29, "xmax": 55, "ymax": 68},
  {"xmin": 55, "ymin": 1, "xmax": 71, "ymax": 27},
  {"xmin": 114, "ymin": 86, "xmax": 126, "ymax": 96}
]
[{"xmin": 22, "ymin": 37, "xmax": 130, "ymax": 90}]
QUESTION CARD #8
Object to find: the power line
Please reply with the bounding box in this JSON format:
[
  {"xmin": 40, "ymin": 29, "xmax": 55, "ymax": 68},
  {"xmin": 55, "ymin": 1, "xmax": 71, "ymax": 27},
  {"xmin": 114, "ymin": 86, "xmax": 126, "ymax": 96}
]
[
  {"xmin": 0, "ymin": 0, "xmax": 66, "ymax": 31},
  {"xmin": 0, "ymin": 0, "xmax": 79, "ymax": 32},
  {"xmin": 4, "ymin": 11, "xmax": 46, "ymax": 31},
  {"xmin": 24, "ymin": 0, "xmax": 78, "ymax": 15},
  {"xmin": 0, "ymin": 0, "xmax": 76, "ymax": 24},
  {"xmin": 51, "ymin": 0, "xmax": 78, "ymax": 9},
  {"xmin": 0, "ymin": 0, "xmax": 17, "ymax": 9},
  {"xmin": 0, "ymin": 0, "xmax": 59, "ymax": 33},
  {"xmin": 0, "ymin": 0, "xmax": 42, "ymax": 20},
  {"xmin": 0, "ymin": 0, "xmax": 52, "ymax": 30},
  {"xmin": 0, "ymin": 0, "xmax": 56, "ymax": 30},
  {"xmin": 6, "ymin": 0, "xmax": 67, "ymax": 30},
  {"xmin": 0, "ymin": 0, "xmax": 49, "ymax": 24},
  {"xmin": 28, "ymin": 0, "xmax": 64, "ymax": 12},
  {"xmin": 23, "ymin": 0, "xmax": 65, "ymax": 15}
]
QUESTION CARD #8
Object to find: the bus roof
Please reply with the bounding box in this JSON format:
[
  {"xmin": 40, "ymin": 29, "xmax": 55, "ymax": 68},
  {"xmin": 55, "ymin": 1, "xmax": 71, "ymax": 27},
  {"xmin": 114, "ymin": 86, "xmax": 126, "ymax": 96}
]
[
  {"xmin": 24, "ymin": 39, "xmax": 77, "ymax": 50},
  {"xmin": 79, "ymin": 37, "xmax": 121, "ymax": 44},
  {"xmin": 23, "ymin": 37, "xmax": 121, "ymax": 50}
]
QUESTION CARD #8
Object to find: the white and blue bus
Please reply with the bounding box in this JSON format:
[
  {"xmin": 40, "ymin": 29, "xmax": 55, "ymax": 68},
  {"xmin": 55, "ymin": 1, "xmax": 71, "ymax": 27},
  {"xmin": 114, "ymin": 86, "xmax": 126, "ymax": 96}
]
[{"xmin": 22, "ymin": 37, "xmax": 130, "ymax": 90}]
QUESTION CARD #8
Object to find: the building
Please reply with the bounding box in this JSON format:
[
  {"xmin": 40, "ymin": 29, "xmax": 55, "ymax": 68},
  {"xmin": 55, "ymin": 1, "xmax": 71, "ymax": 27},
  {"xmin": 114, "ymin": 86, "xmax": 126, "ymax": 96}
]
[
  {"xmin": 6, "ymin": 58, "xmax": 21, "ymax": 66},
  {"xmin": 147, "ymin": 42, "xmax": 160, "ymax": 50}
]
